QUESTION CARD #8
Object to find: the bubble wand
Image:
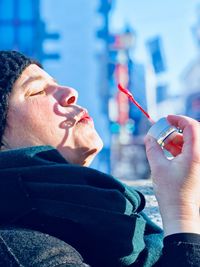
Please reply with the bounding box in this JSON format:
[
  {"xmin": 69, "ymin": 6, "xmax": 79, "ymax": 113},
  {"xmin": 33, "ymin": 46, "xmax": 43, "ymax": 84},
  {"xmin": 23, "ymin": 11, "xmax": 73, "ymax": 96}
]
[
  {"xmin": 117, "ymin": 83, "xmax": 155, "ymax": 124},
  {"xmin": 117, "ymin": 83, "xmax": 184, "ymax": 153}
]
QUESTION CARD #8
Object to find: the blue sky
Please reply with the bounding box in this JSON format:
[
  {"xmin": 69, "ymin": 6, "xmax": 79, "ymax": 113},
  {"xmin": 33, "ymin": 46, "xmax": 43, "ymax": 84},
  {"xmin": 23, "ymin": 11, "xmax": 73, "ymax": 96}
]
[{"xmin": 110, "ymin": 0, "xmax": 199, "ymax": 95}]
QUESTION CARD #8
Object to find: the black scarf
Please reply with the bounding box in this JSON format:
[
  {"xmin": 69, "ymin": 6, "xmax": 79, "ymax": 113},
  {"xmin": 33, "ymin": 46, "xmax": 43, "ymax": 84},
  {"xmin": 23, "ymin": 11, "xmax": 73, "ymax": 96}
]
[{"xmin": 0, "ymin": 146, "xmax": 163, "ymax": 267}]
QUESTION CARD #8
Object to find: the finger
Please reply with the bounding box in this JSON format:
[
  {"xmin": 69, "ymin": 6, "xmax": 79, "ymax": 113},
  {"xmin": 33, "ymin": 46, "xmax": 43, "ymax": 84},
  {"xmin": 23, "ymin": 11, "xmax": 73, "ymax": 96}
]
[
  {"xmin": 167, "ymin": 115, "xmax": 200, "ymax": 159},
  {"xmin": 144, "ymin": 135, "xmax": 167, "ymax": 167},
  {"xmin": 167, "ymin": 115, "xmax": 199, "ymax": 130}
]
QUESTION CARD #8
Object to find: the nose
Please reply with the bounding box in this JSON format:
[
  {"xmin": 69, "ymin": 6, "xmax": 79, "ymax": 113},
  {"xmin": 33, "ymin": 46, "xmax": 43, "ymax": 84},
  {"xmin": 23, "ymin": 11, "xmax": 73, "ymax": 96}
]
[{"xmin": 57, "ymin": 86, "xmax": 78, "ymax": 106}]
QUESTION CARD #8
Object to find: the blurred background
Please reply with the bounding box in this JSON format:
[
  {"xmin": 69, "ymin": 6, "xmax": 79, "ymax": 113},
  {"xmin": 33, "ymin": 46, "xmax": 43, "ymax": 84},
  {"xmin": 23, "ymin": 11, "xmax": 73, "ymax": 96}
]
[{"xmin": 1, "ymin": 0, "xmax": 200, "ymax": 181}]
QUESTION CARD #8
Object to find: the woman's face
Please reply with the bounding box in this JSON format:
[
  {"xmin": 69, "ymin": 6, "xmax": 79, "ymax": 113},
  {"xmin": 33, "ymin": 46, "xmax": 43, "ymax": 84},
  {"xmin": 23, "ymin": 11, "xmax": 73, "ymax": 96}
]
[{"xmin": 3, "ymin": 64, "xmax": 103, "ymax": 166}]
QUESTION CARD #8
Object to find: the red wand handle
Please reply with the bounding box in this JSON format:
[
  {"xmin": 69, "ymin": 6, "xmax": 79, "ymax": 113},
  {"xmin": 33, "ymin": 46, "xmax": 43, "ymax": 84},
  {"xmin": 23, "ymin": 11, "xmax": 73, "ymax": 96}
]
[{"xmin": 118, "ymin": 83, "xmax": 155, "ymax": 124}]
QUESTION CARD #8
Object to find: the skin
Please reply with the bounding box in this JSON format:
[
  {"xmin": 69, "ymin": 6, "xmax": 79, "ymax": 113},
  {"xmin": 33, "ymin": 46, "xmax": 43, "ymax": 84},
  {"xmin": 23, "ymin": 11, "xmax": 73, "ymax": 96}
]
[
  {"xmin": 145, "ymin": 115, "xmax": 200, "ymax": 236},
  {"xmin": 2, "ymin": 64, "xmax": 103, "ymax": 166}
]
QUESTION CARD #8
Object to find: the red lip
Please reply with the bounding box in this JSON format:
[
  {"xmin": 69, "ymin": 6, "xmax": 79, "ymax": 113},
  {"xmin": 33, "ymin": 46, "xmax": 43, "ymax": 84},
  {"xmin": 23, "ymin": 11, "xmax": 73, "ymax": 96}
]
[{"xmin": 78, "ymin": 110, "xmax": 93, "ymax": 123}]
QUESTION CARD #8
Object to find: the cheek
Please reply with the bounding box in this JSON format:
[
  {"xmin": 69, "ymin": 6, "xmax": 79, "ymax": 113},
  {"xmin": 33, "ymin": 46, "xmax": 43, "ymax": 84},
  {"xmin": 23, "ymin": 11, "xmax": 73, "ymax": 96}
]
[
  {"xmin": 9, "ymin": 99, "xmax": 59, "ymax": 135},
  {"xmin": 22, "ymin": 100, "xmax": 72, "ymax": 144},
  {"xmin": 23, "ymin": 103, "xmax": 59, "ymax": 132}
]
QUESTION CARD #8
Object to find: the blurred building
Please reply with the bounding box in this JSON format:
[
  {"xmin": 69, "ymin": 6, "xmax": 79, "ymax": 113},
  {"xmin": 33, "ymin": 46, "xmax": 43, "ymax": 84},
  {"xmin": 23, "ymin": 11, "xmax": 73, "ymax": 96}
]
[
  {"xmin": 181, "ymin": 4, "xmax": 200, "ymax": 121},
  {"xmin": 0, "ymin": 0, "xmax": 59, "ymax": 60},
  {"xmin": 106, "ymin": 27, "xmax": 151, "ymax": 180},
  {"xmin": 145, "ymin": 35, "xmax": 184, "ymax": 119},
  {"xmin": 181, "ymin": 59, "xmax": 200, "ymax": 120}
]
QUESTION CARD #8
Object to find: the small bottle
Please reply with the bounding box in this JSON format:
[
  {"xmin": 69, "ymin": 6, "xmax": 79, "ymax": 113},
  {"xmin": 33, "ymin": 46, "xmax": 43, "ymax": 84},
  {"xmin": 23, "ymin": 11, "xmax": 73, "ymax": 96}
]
[{"xmin": 147, "ymin": 117, "xmax": 181, "ymax": 147}]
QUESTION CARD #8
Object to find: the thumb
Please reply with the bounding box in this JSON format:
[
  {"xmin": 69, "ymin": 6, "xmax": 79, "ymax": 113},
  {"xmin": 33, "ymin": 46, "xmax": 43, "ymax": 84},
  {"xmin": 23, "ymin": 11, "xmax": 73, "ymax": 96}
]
[{"xmin": 144, "ymin": 135, "xmax": 165, "ymax": 165}]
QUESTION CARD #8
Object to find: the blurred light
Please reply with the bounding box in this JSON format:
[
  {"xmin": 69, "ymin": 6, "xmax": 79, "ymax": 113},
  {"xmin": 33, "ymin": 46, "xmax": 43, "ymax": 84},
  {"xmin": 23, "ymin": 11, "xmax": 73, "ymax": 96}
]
[
  {"xmin": 108, "ymin": 97, "xmax": 118, "ymax": 121},
  {"xmin": 110, "ymin": 122, "xmax": 120, "ymax": 134},
  {"xmin": 109, "ymin": 32, "xmax": 135, "ymax": 50},
  {"xmin": 125, "ymin": 119, "xmax": 135, "ymax": 134}
]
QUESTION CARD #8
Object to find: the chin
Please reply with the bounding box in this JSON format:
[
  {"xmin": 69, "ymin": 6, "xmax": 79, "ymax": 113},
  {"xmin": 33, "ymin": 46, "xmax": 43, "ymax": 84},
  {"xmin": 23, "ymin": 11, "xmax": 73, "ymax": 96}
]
[
  {"xmin": 95, "ymin": 135, "xmax": 104, "ymax": 152},
  {"xmin": 84, "ymin": 142, "xmax": 103, "ymax": 167},
  {"xmin": 79, "ymin": 135, "xmax": 104, "ymax": 166},
  {"xmin": 58, "ymin": 136, "xmax": 103, "ymax": 167},
  {"xmin": 81, "ymin": 137, "xmax": 104, "ymax": 166}
]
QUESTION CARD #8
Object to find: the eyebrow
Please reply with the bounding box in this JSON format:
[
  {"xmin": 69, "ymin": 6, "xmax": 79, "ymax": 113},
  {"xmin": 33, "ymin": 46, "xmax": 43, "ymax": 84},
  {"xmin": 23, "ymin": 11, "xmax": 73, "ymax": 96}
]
[{"xmin": 21, "ymin": 75, "xmax": 57, "ymax": 89}]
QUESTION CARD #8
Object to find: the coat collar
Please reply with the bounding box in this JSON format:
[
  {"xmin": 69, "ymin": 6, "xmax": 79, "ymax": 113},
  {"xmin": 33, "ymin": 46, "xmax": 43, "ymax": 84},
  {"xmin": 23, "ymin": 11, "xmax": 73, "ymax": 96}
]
[{"xmin": 0, "ymin": 146, "xmax": 67, "ymax": 169}]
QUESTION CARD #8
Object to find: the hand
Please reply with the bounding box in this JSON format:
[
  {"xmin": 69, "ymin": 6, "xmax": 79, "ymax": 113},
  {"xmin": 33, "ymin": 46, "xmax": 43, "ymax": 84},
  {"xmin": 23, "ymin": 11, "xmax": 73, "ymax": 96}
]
[{"xmin": 144, "ymin": 115, "xmax": 200, "ymax": 236}]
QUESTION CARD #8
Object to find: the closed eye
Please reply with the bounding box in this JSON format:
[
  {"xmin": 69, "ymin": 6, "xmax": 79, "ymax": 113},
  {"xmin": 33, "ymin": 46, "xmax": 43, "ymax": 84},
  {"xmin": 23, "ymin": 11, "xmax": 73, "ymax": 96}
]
[{"xmin": 30, "ymin": 90, "xmax": 46, "ymax": 96}]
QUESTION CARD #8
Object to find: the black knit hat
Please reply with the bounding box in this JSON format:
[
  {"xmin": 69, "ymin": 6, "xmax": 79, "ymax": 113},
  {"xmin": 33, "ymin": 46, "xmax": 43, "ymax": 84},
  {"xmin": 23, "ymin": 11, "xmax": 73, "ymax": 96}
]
[{"xmin": 0, "ymin": 50, "xmax": 34, "ymax": 145}]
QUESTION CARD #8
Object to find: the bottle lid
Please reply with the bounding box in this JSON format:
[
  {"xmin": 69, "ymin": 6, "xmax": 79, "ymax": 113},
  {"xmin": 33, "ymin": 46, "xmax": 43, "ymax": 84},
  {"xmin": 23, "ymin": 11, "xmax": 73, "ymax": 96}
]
[{"xmin": 147, "ymin": 117, "xmax": 179, "ymax": 146}]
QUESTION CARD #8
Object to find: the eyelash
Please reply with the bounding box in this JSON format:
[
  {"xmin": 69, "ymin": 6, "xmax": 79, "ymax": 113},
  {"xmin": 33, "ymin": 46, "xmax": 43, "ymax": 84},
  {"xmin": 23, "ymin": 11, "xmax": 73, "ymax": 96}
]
[{"xmin": 30, "ymin": 90, "xmax": 46, "ymax": 97}]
